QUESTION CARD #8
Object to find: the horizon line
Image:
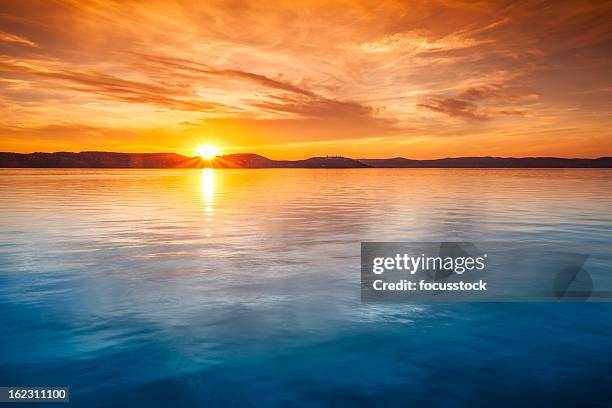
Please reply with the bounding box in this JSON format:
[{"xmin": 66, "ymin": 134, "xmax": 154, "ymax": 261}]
[{"xmin": 2, "ymin": 151, "xmax": 611, "ymax": 161}]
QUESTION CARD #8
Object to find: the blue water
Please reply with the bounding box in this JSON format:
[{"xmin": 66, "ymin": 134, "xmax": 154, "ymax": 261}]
[{"xmin": 0, "ymin": 169, "xmax": 611, "ymax": 407}]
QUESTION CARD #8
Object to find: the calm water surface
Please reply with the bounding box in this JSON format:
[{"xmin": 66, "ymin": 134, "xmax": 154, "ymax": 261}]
[{"xmin": 1, "ymin": 169, "xmax": 611, "ymax": 406}]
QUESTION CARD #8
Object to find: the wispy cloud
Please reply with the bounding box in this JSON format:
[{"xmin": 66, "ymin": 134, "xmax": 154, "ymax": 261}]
[
  {"xmin": 0, "ymin": 56, "xmax": 232, "ymax": 113},
  {"xmin": 0, "ymin": 30, "xmax": 38, "ymax": 47},
  {"xmin": 418, "ymin": 96, "xmax": 487, "ymax": 121},
  {"xmin": 350, "ymin": 30, "xmax": 491, "ymax": 54}
]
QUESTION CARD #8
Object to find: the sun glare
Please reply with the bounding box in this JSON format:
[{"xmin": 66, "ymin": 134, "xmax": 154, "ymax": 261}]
[{"xmin": 195, "ymin": 144, "xmax": 221, "ymax": 159}]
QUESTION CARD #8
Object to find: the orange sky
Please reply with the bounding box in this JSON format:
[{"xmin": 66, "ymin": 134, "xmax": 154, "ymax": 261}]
[{"xmin": 0, "ymin": 0, "xmax": 611, "ymax": 159}]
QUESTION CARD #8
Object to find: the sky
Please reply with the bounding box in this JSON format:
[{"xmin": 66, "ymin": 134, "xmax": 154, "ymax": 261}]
[{"xmin": 0, "ymin": 0, "xmax": 611, "ymax": 159}]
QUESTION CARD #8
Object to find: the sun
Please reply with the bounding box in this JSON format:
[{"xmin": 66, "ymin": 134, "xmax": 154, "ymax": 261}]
[{"xmin": 194, "ymin": 144, "xmax": 221, "ymax": 159}]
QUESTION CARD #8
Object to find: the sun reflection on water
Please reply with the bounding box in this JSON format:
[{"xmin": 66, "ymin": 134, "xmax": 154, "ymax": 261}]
[{"xmin": 200, "ymin": 169, "xmax": 215, "ymax": 233}]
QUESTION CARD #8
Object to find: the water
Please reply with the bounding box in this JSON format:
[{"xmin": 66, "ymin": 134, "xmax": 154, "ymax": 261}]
[{"xmin": 0, "ymin": 169, "xmax": 611, "ymax": 407}]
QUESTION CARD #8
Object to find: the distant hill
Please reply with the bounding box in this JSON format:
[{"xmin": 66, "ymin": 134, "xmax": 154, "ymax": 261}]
[
  {"xmin": 0, "ymin": 151, "xmax": 610, "ymax": 168},
  {"xmin": 209, "ymin": 154, "xmax": 368, "ymax": 168},
  {"xmin": 210, "ymin": 153, "xmax": 275, "ymax": 168},
  {"xmin": 0, "ymin": 151, "xmax": 197, "ymax": 168},
  {"xmin": 0, "ymin": 152, "xmax": 370, "ymax": 168},
  {"xmin": 359, "ymin": 156, "xmax": 612, "ymax": 168}
]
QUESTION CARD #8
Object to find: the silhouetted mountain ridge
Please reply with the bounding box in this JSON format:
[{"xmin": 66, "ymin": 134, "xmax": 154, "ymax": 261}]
[
  {"xmin": 0, "ymin": 151, "xmax": 197, "ymax": 168},
  {"xmin": 359, "ymin": 156, "xmax": 612, "ymax": 168},
  {"xmin": 0, "ymin": 151, "xmax": 610, "ymax": 168}
]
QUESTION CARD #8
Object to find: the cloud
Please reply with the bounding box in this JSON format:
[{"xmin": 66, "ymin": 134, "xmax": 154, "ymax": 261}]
[
  {"xmin": 457, "ymin": 85, "xmax": 539, "ymax": 102},
  {"xmin": 132, "ymin": 53, "xmax": 391, "ymax": 128},
  {"xmin": 250, "ymin": 93, "xmax": 374, "ymax": 120},
  {"xmin": 0, "ymin": 57, "xmax": 233, "ymax": 113},
  {"xmin": 0, "ymin": 30, "xmax": 38, "ymax": 47},
  {"xmin": 418, "ymin": 96, "xmax": 487, "ymax": 121},
  {"xmin": 352, "ymin": 30, "xmax": 491, "ymax": 54},
  {"xmin": 0, "ymin": 50, "xmax": 389, "ymax": 128},
  {"xmin": 135, "ymin": 53, "xmax": 316, "ymax": 97},
  {"xmin": 418, "ymin": 82, "xmax": 539, "ymax": 120}
]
